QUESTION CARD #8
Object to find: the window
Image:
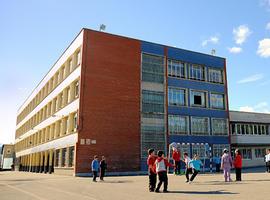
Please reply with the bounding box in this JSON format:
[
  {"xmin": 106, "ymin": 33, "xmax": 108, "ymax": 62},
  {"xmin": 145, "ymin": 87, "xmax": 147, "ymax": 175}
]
[
  {"xmin": 142, "ymin": 90, "xmax": 164, "ymax": 113},
  {"xmin": 142, "ymin": 54, "xmax": 164, "ymax": 83},
  {"xmin": 167, "ymin": 59, "xmax": 185, "ymax": 78},
  {"xmin": 55, "ymin": 149, "xmax": 60, "ymax": 167},
  {"xmin": 242, "ymin": 148, "xmax": 252, "ymax": 159},
  {"xmin": 255, "ymin": 148, "xmax": 266, "ymax": 158},
  {"xmin": 209, "ymin": 68, "xmax": 223, "ymax": 83},
  {"xmin": 61, "ymin": 148, "xmax": 67, "ymax": 167},
  {"xmin": 69, "ymin": 146, "xmax": 75, "ymax": 167},
  {"xmin": 76, "ymin": 51, "xmax": 81, "ymax": 66},
  {"xmin": 189, "ymin": 64, "xmax": 205, "ymax": 81},
  {"xmin": 210, "ymin": 93, "xmax": 225, "ymax": 109},
  {"xmin": 212, "ymin": 118, "xmax": 228, "ymax": 136},
  {"xmin": 213, "ymin": 144, "xmax": 230, "ymax": 157},
  {"xmin": 191, "ymin": 117, "xmax": 209, "ymax": 135},
  {"xmin": 231, "ymin": 124, "xmax": 236, "ymax": 135},
  {"xmin": 190, "ymin": 90, "xmax": 207, "ymax": 107},
  {"xmin": 168, "ymin": 87, "xmax": 186, "ymax": 106},
  {"xmin": 73, "ymin": 113, "xmax": 78, "ymax": 131},
  {"xmin": 192, "ymin": 144, "xmax": 207, "ymax": 158},
  {"xmin": 69, "ymin": 59, "xmax": 73, "ymax": 73},
  {"xmin": 168, "ymin": 115, "xmax": 189, "ymax": 135},
  {"xmin": 75, "ymin": 81, "xmax": 79, "ymax": 98},
  {"xmin": 67, "ymin": 87, "xmax": 71, "ymax": 103}
]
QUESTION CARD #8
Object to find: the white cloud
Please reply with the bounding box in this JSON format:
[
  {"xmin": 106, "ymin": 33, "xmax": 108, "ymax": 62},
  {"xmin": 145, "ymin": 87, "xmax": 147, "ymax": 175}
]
[
  {"xmin": 233, "ymin": 25, "xmax": 251, "ymax": 45},
  {"xmin": 228, "ymin": 47, "xmax": 242, "ymax": 54},
  {"xmin": 257, "ymin": 38, "xmax": 270, "ymax": 58},
  {"xmin": 201, "ymin": 36, "xmax": 219, "ymax": 47},
  {"xmin": 237, "ymin": 74, "xmax": 264, "ymax": 84},
  {"xmin": 239, "ymin": 102, "xmax": 270, "ymax": 113},
  {"xmin": 266, "ymin": 22, "xmax": 270, "ymax": 30}
]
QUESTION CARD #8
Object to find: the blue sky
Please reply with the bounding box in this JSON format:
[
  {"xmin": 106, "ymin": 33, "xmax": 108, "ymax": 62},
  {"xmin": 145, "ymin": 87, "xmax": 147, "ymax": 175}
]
[{"xmin": 1, "ymin": 0, "xmax": 270, "ymax": 144}]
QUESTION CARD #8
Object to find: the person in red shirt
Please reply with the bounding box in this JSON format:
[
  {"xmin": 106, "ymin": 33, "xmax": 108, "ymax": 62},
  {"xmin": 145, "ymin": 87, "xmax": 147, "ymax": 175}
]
[
  {"xmin": 172, "ymin": 147, "xmax": 181, "ymax": 175},
  {"xmin": 234, "ymin": 149, "xmax": 242, "ymax": 181},
  {"xmin": 147, "ymin": 148, "xmax": 157, "ymax": 192}
]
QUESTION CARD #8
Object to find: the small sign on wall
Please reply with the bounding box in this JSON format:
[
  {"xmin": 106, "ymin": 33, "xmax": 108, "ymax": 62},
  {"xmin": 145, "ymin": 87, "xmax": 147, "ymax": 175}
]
[
  {"xmin": 80, "ymin": 139, "xmax": 85, "ymax": 145},
  {"xmin": 86, "ymin": 139, "xmax": 91, "ymax": 145}
]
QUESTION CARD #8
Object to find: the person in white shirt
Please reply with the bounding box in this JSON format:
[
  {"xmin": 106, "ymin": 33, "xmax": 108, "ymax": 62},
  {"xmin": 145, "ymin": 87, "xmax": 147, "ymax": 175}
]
[{"xmin": 266, "ymin": 149, "xmax": 270, "ymax": 173}]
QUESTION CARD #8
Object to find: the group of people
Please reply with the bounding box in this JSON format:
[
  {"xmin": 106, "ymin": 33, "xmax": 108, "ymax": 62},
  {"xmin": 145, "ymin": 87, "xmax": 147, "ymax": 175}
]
[
  {"xmin": 146, "ymin": 147, "xmax": 249, "ymax": 193},
  {"xmin": 91, "ymin": 155, "xmax": 107, "ymax": 182},
  {"xmin": 147, "ymin": 148, "xmax": 203, "ymax": 193}
]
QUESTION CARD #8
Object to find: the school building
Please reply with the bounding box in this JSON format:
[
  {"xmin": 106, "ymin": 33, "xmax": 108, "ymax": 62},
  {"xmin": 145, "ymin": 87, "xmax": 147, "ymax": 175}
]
[
  {"xmin": 14, "ymin": 28, "xmax": 230, "ymax": 176},
  {"xmin": 230, "ymin": 111, "xmax": 270, "ymax": 168}
]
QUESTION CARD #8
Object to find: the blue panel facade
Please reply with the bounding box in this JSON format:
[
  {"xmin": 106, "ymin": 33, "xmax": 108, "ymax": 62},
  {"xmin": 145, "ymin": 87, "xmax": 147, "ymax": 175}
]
[
  {"xmin": 141, "ymin": 41, "xmax": 165, "ymax": 55},
  {"xmin": 168, "ymin": 47, "xmax": 225, "ymax": 67},
  {"xmin": 169, "ymin": 135, "xmax": 229, "ymax": 145}
]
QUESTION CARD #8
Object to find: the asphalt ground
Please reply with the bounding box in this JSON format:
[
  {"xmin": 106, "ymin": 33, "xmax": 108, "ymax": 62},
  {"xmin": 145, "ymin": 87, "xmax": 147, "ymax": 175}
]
[{"xmin": 0, "ymin": 170, "xmax": 269, "ymax": 200}]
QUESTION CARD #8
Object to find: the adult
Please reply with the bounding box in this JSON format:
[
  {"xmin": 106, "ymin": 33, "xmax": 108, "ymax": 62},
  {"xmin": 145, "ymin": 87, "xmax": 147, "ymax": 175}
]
[
  {"xmin": 266, "ymin": 149, "xmax": 270, "ymax": 173},
  {"xmin": 221, "ymin": 149, "xmax": 233, "ymax": 182}
]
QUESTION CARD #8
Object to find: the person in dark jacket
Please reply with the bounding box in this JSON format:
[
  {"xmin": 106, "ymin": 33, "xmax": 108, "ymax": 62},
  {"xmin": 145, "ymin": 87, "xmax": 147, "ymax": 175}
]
[
  {"xmin": 234, "ymin": 149, "xmax": 242, "ymax": 181},
  {"xmin": 99, "ymin": 156, "xmax": 107, "ymax": 181}
]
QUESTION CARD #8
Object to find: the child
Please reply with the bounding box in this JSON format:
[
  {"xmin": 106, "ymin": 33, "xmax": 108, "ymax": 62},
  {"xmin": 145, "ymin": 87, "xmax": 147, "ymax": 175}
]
[
  {"xmin": 172, "ymin": 148, "xmax": 181, "ymax": 175},
  {"xmin": 221, "ymin": 149, "xmax": 233, "ymax": 182},
  {"xmin": 147, "ymin": 148, "xmax": 157, "ymax": 192},
  {"xmin": 234, "ymin": 149, "xmax": 242, "ymax": 181},
  {"xmin": 155, "ymin": 150, "xmax": 174, "ymax": 193},
  {"xmin": 183, "ymin": 152, "xmax": 192, "ymax": 183},
  {"xmin": 99, "ymin": 156, "xmax": 107, "ymax": 181},
  {"xmin": 188, "ymin": 154, "xmax": 203, "ymax": 183},
  {"xmin": 91, "ymin": 155, "xmax": 99, "ymax": 182},
  {"xmin": 213, "ymin": 155, "xmax": 221, "ymax": 172}
]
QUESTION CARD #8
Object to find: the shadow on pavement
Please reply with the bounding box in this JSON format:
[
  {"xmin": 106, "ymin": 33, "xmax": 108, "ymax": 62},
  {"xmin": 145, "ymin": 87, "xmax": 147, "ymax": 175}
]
[
  {"xmin": 99, "ymin": 180, "xmax": 133, "ymax": 183},
  {"xmin": 168, "ymin": 190, "xmax": 238, "ymax": 195}
]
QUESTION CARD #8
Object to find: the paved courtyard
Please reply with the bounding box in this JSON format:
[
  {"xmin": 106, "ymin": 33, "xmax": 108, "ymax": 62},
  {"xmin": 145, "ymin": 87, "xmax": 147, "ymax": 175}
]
[{"xmin": 0, "ymin": 171, "xmax": 269, "ymax": 200}]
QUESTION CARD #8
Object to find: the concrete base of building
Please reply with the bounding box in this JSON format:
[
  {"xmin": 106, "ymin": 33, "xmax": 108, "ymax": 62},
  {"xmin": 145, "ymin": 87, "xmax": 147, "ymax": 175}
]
[
  {"xmin": 54, "ymin": 168, "xmax": 74, "ymax": 176},
  {"xmin": 75, "ymin": 171, "xmax": 148, "ymax": 177}
]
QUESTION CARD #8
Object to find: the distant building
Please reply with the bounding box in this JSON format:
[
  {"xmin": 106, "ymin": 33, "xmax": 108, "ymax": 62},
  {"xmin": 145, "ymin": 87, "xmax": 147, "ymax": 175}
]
[
  {"xmin": 0, "ymin": 144, "xmax": 15, "ymax": 170},
  {"xmin": 230, "ymin": 111, "xmax": 270, "ymax": 167}
]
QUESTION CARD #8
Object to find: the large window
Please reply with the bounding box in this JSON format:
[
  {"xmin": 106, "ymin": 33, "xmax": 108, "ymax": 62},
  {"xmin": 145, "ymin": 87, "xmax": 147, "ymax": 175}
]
[
  {"xmin": 255, "ymin": 148, "xmax": 266, "ymax": 159},
  {"xmin": 190, "ymin": 90, "xmax": 207, "ymax": 108},
  {"xmin": 212, "ymin": 118, "xmax": 228, "ymax": 136},
  {"xmin": 168, "ymin": 59, "xmax": 186, "ymax": 78},
  {"xmin": 210, "ymin": 93, "xmax": 225, "ymax": 109},
  {"xmin": 232, "ymin": 123, "xmax": 269, "ymax": 135},
  {"xmin": 142, "ymin": 90, "xmax": 164, "ymax": 113},
  {"xmin": 213, "ymin": 144, "xmax": 230, "ymax": 157},
  {"xmin": 209, "ymin": 68, "xmax": 223, "ymax": 84},
  {"xmin": 69, "ymin": 146, "xmax": 75, "ymax": 167},
  {"xmin": 192, "ymin": 144, "xmax": 207, "ymax": 158},
  {"xmin": 168, "ymin": 87, "xmax": 186, "ymax": 106},
  {"xmin": 142, "ymin": 54, "xmax": 164, "ymax": 83},
  {"xmin": 168, "ymin": 115, "xmax": 189, "ymax": 135},
  {"xmin": 241, "ymin": 148, "xmax": 252, "ymax": 159},
  {"xmin": 189, "ymin": 64, "xmax": 205, "ymax": 81},
  {"xmin": 191, "ymin": 117, "xmax": 209, "ymax": 135}
]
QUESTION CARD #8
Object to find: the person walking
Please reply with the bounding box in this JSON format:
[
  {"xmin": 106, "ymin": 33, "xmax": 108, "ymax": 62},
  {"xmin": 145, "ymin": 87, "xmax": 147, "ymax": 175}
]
[
  {"xmin": 234, "ymin": 149, "xmax": 242, "ymax": 181},
  {"xmin": 221, "ymin": 149, "xmax": 233, "ymax": 182},
  {"xmin": 99, "ymin": 156, "xmax": 107, "ymax": 181},
  {"xmin": 91, "ymin": 155, "xmax": 99, "ymax": 182}
]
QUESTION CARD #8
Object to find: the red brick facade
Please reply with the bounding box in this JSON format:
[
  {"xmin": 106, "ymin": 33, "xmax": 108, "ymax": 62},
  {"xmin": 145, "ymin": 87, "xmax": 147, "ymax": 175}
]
[{"xmin": 75, "ymin": 29, "xmax": 141, "ymax": 174}]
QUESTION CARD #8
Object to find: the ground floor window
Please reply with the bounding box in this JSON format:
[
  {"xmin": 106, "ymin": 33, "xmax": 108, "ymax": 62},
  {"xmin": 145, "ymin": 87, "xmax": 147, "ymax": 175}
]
[
  {"xmin": 55, "ymin": 149, "xmax": 60, "ymax": 167},
  {"xmin": 241, "ymin": 148, "xmax": 252, "ymax": 160},
  {"xmin": 213, "ymin": 144, "xmax": 230, "ymax": 157},
  {"xmin": 69, "ymin": 146, "xmax": 75, "ymax": 167},
  {"xmin": 61, "ymin": 148, "xmax": 67, "ymax": 167},
  {"xmin": 255, "ymin": 148, "xmax": 266, "ymax": 159},
  {"xmin": 192, "ymin": 144, "xmax": 207, "ymax": 158}
]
